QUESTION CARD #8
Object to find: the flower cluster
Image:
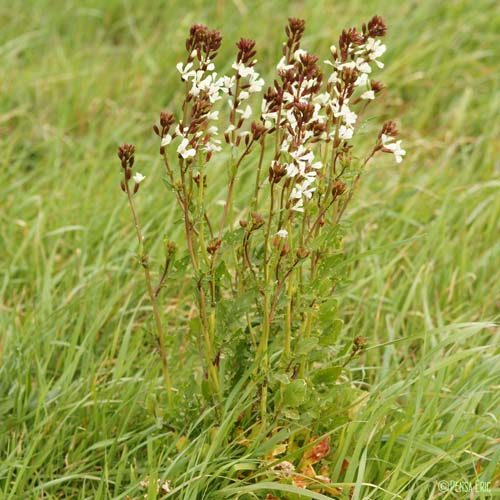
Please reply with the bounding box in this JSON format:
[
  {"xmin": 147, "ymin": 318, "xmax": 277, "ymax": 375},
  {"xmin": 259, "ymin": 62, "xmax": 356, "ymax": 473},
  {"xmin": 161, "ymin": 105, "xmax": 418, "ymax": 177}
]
[
  {"xmin": 117, "ymin": 144, "xmax": 146, "ymax": 194},
  {"xmin": 117, "ymin": 16, "xmax": 405, "ymax": 419}
]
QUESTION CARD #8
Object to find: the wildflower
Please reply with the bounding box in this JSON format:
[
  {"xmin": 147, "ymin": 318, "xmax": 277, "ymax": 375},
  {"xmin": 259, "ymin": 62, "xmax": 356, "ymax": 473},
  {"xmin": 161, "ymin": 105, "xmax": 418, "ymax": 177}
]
[
  {"xmin": 177, "ymin": 138, "xmax": 196, "ymax": 159},
  {"xmin": 275, "ymin": 229, "xmax": 288, "ymax": 238},
  {"xmin": 161, "ymin": 134, "xmax": 172, "ymax": 147},
  {"xmin": 133, "ymin": 172, "xmax": 145, "ymax": 184},
  {"xmin": 248, "ymin": 73, "xmax": 265, "ymax": 93},
  {"xmin": 290, "ymin": 180, "xmax": 316, "ymax": 201},
  {"xmin": 176, "ymin": 62, "xmax": 195, "ymax": 80},
  {"xmin": 338, "ymin": 125, "xmax": 354, "ymax": 140},
  {"xmin": 294, "ymin": 48, "xmax": 308, "ymax": 61},
  {"xmin": 238, "ymin": 104, "xmax": 252, "ymax": 120},
  {"xmin": 364, "ymin": 37, "xmax": 386, "ymax": 68},
  {"xmin": 381, "ymin": 134, "xmax": 406, "ymax": 163},
  {"xmin": 354, "ymin": 72, "xmax": 369, "ymax": 87},
  {"xmin": 277, "ymin": 57, "xmax": 294, "ymax": 72},
  {"xmin": 232, "ymin": 61, "xmax": 255, "ymax": 78},
  {"xmin": 203, "ymin": 141, "xmax": 222, "ymax": 153},
  {"xmin": 360, "ymin": 90, "xmax": 375, "ymax": 100}
]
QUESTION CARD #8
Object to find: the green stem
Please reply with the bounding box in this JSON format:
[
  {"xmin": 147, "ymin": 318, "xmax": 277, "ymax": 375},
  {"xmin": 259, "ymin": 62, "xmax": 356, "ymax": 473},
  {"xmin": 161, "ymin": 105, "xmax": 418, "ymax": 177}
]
[{"xmin": 125, "ymin": 184, "xmax": 173, "ymax": 405}]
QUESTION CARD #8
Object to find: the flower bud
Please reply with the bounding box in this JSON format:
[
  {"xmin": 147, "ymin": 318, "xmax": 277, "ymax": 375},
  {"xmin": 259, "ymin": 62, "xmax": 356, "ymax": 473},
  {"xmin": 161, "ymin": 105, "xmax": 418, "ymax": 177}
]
[
  {"xmin": 296, "ymin": 246, "xmax": 310, "ymax": 259},
  {"xmin": 332, "ymin": 180, "xmax": 346, "ymax": 197},
  {"xmin": 207, "ymin": 238, "xmax": 222, "ymax": 255},
  {"xmin": 353, "ymin": 336, "xmax": 367, "ymax": 351},
  {"xmin": 251, "ymin": 213, "xmax": 265, "ymax": 230},
  {"xmin": 166, "ymin": 240, "xmax": 177, "ymax": 257}
]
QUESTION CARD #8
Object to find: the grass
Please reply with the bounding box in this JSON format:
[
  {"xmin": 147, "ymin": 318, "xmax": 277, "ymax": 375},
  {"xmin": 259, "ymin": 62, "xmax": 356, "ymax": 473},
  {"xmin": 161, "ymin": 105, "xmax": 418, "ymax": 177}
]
[{"xmin": 1, "ymin": 0, "xmax": 499, "ymax": 498}]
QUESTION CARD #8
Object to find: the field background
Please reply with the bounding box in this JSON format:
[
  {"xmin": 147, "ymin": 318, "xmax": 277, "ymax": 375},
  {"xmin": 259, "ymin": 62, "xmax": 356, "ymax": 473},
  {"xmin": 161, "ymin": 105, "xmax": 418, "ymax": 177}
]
[{"xmin": 1, "ymin": 0, "xmax": 499, "ymax": 498}]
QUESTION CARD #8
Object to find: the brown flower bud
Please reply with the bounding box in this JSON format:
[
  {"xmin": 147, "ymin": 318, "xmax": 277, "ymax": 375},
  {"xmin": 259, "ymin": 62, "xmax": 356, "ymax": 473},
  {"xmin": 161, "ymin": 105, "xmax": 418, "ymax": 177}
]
[
  {"xmin": 160, "ymin": 111, "xmax": 175, "ymax": 129},
  {"xmin": 371, "ymin": 80, "xmax": 385, "ymax": 94},
  {"xmin": 207, "ymin": 238, "xmax": 222, "ymax": 255},
  {"xmin": 117, "ymin": 144, "xmax": 135, "ymax": 169},
  {"xmin": 296, "ymin": 246, "xmax": 310, "ymax": 259},
  {"xmin": 251, "ymin": 121, "xmax": 267, "ymax": 141},
  {"xmin": 236, "ymin": 38, "xmax": 257, "ymax": 65},
  {"xmin": 332, "ymin": 180, "xmax": 347, "ymax": 197},
  {"xmin": 239, "ymin": 219, "xmax": 248, "ymax": 228},
  {"xmin": 251, "ymin": 213, "xmax": 265, "ymax": 230},
  {"xmin": 354, "ymin": 336, "xmax": 367, "ymax": 350},
  {"xmin": 366, "ymin": 16, "xmax": 387, "ymax": 38},
  {"xmin": 379, "ymin": 120, "xmax": 398, "ymax": 139},
  {"xmin": 166, "ymin": 241, "xmax": 177, "ymax": 257}
]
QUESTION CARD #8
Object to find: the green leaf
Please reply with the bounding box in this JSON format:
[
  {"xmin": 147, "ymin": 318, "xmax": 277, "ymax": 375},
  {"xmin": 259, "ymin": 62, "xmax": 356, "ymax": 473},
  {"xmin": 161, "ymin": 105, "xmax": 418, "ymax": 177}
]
[
  {"xmin": 311, "ymin": 365, "xmax": 342, "ymax": 385},
  {"xmin": 319, "ymin": 319, "xmax": 343, "ymax": 346},
  {"xmin": 282, "ymin": 379, "xmax": 307, "ymax": 407},
  {"xmin": 295, "ymin": 337, "xmax": 319, "ymax": 356}
]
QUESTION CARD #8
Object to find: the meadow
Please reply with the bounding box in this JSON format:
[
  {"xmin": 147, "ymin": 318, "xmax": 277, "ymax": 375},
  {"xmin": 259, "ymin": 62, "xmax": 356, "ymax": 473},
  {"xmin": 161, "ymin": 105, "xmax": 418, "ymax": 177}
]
[{"xmin": 1, "ymin": 0, "xmax": 499, "ymax": 498}]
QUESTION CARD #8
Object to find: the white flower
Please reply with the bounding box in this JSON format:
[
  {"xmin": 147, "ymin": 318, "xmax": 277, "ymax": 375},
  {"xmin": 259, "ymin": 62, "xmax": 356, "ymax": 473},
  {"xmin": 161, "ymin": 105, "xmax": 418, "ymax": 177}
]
[
  {"xmin": 365, "ymin": 38, "xmax": 386, "ymax": 67},
  {"xmin": 343, "ymin": 108, "xmax": 357, "ymax": 127},
  {"xmin": 381, "ymin": 134, "xmax": 406, "ymax": 163},
  {"xmin": 177, "ymin": 138, "xmax": 196, "ymax": 159},
  {"xmin": 290, "ymin": 179, "xmax": 316, "ymax": 200},
  {"xmin": 232, "ymin": 61, "xmax": 254, "ymax": 78},
  {"xmin": 355, "ymin": 58, "xmax": 372, "ymax": 74},
  {"xmin": 275, "ymin": 229, "xmax": 288, "ymax": 238},
  {"xmin": 354, "ymin": 72, "xmax": 369, "ymax": 87},
  {"xmin": 360, "ymin": 90, "xmax": 375, "ymax": 100},
  {"xmin": 161, "ymin": 134, "xmax": 172, "ymax": 147},
  {"xmin": 239, "ymin": 90, "xmax": 250, "ymax": 101},
  {"xmin": 237, "ymin": 104, "xmax": 252, "ymax": 120},
  {"xmin": 133, "ymin": 172, "xmax": 145, "ymax": 184},
  {"xmin": 277, "ymin": 57, "xmax": 294, "ymax": 72},
  {"xmin": 338, "ymin": 125, "xmax": 354, "ymax": 140},
  {"xmin": 207, "ymin": 110, "xmax": 219, "ymax": 120},
  {"xmin": 294, "ymin": 49, "xmax": 307, "ymax": 61},
  {"xmin": 248, "ymin": 74, "xmax": 265, "ymax": 93},
  {"xmin": 176, "ymin": 62, "xmax": 195, "ymax": 81},
  {"xmin": 207, "ymin": 125, "xmax": 218, "ymax": 135},
  {"xmin": 328, "ymin": 71, "xmax": 340, "ymax": 85},
  {"xmin": 314, "ymin": 92, "xmax": 331, "ymax": 106},
  {"xmin": 291, "ymin": 198, "xmax": 304, "ymax": 212},
  {"xmin": 223, "ymin": 75, "xmax": 235, "ymax": 90},
  {"xmin": 225, "ymin": 124, "xmax": 236, "ymax": 134},
  {"xmin": 285, "ymin": 162, "xmax": 299, "ymax": 177},
  {"xmin": 203, "ymin": 141, "xmax": 222, "ymax": 153},
  {"xmin": 283, "ymin": 91, "xmax": 295, "ymax": 104}
]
